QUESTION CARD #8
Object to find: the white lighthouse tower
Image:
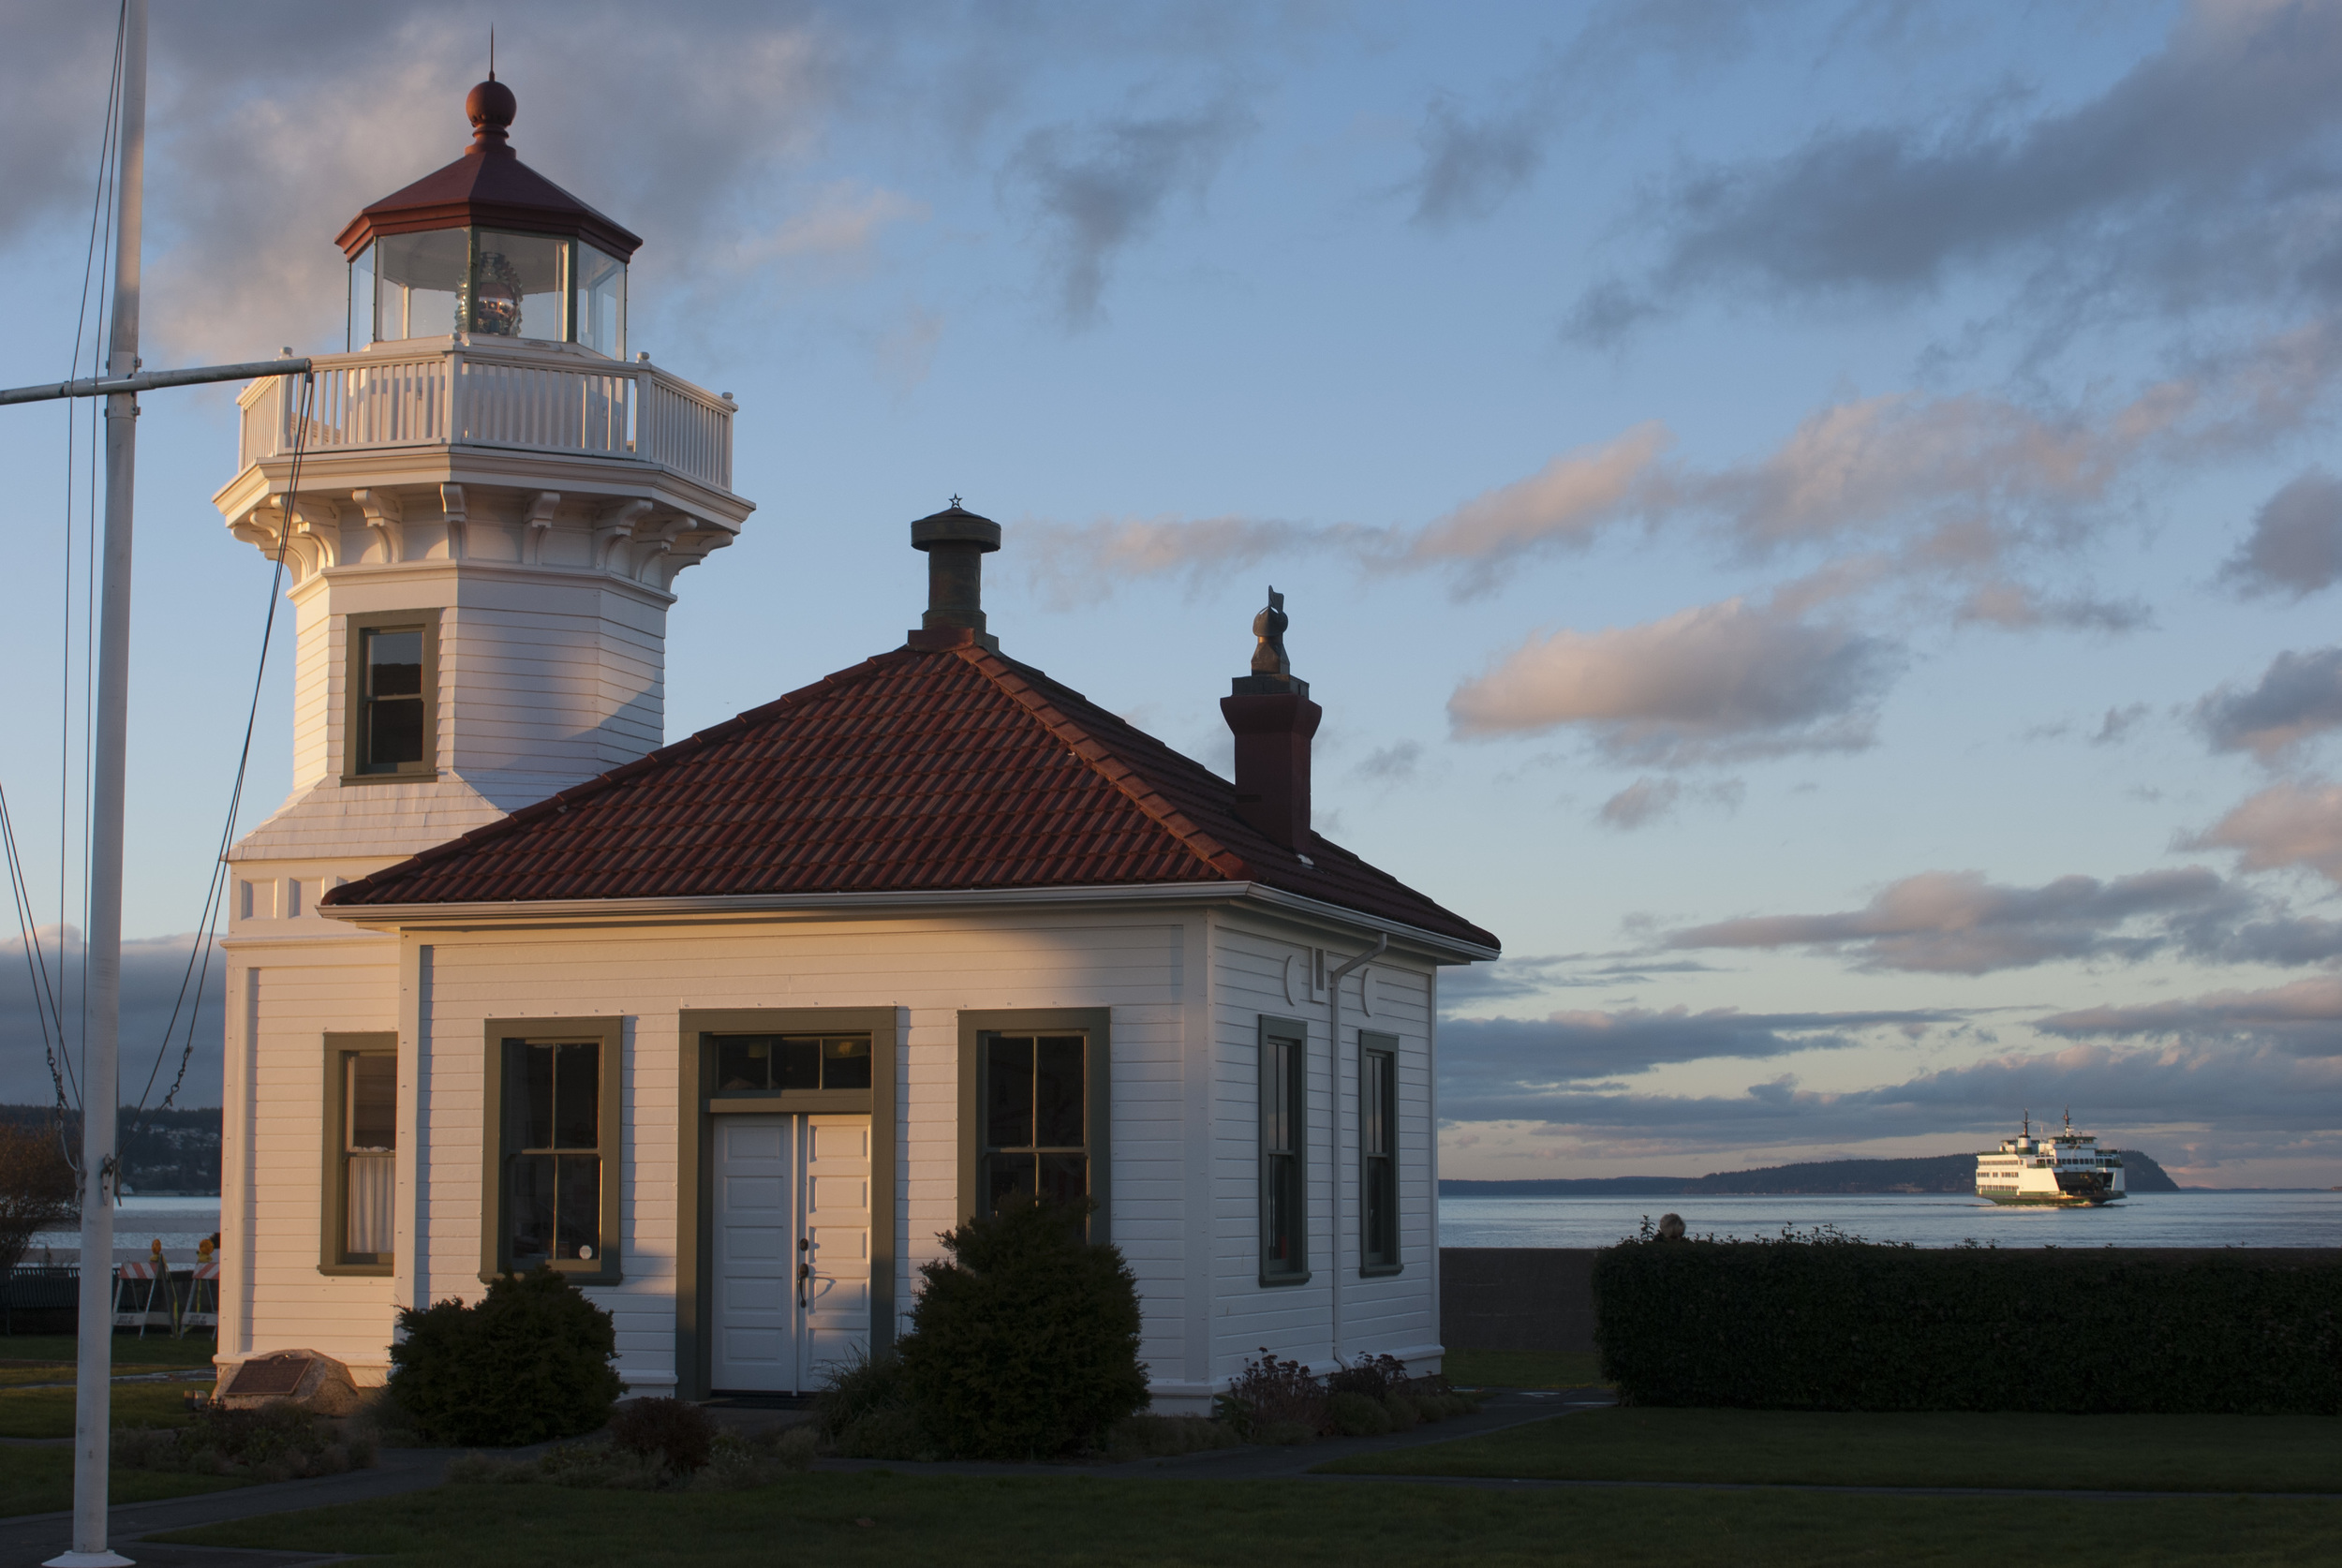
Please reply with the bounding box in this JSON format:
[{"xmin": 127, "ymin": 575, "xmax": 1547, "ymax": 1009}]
[
  {"xmin": 211, "ymin": 78, "xmax": 751, "ymax": 1381},
  {"xmin": 214, "ymin": 76, "xmax": 752, "ymax": 914}
]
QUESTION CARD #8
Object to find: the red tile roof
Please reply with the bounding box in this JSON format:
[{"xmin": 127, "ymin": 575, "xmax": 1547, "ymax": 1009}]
[{"xmin": 321, "ymin": 643, "xmax": 1499, "ymax": 953}]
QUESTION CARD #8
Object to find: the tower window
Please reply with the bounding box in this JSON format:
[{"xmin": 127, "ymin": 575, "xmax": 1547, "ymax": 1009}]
[{"xmin": 343, "ymin": 612, "xmax": 438, "ymax": 782}]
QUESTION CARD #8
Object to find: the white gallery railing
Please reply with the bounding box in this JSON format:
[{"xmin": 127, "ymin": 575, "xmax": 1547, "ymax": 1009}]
[{"xmin": 237, "ymin": 339, "xmax": 734, "ymax": 492}]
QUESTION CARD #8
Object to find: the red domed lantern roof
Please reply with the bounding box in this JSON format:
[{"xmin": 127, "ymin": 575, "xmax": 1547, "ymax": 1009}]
[{"xmin": 334, "ymin": 79, "xmax": 642, "ymax": 262}]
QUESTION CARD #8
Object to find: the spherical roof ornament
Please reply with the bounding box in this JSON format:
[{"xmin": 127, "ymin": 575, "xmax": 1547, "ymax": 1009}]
[{"xmin": 466, "ymin": 78, "xmax": 518, "ymax": 152}]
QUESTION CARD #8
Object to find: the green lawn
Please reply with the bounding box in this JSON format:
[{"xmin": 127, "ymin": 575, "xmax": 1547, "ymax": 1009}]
[
  {"xmin": 0, "ymin": 1446, "xmax": 248, "ymax": 1518},
  {"xmin": 0, "ymin": 1334, "xmax": 218, "ymax": 1379},
  {"xmin": 0, "ymin": 1379, "xmax": 214, "ymax": 1439},
  {"xmin": 1439, "ymin": 1349, "xmax": 1605, "ymax": 1390},
  {"xmin": 162, "ymin": 1474, "xmax": 2341, "ymax": 1566},
  {"xmin": 1315, "ymin": 1407, "xmax": 2342, "ymax": 1493}
]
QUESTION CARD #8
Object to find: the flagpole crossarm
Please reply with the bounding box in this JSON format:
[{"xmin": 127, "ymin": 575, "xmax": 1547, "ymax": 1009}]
[{"xmin": 0, "ymin": 357, "xmax": 312, "ymax": 407}]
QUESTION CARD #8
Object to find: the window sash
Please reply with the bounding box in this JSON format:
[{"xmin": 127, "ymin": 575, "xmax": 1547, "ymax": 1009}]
[
  {"xmin": 979, "ymin": 1032, "xmax": 1090, "ymax": 1226},
  {"xmin": 1360, "ymin": 1043, "xmax": 1399, "ymax": 1269},
  {"xmin": 488, "ymin": 1025, "xmax": 620, "ymax": 1279},
  {"xmin": 326, "ymin": 1043, "xmax": 397, "ymax": 1270},
  {"xmin": 1260, "ymin": 1020, "xmax": 1309, "ymax": 1283}
]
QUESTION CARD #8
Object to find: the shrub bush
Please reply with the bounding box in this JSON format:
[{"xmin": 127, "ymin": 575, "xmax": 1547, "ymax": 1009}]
[
  {"xmin": 1326, "ymin": 1354, "xmax": 1410, "ymax": 1402},
  {"xmin": 1593, "ymin": 1237, "xmax": 2342, "ymax": 1413},
  {"xmin": 114, "ymin": 1403, "xmax": 373, "ymax": 1482},
  {"xmin": 388, "ymin": 1265, "xmax": 623, "ymax": 1445},
  {"xmin": 1212, "ymin": 1348, "xmax": 1329, "ymax": 1439},
  {"xmin": 897, "ymin": 1199, "xmax": 1149, "ymax": 1459},
  {"xmin": 607, "ymin": 1397, "xmax": 717, "ymax": 1475},
  {"xmin": 1326, "ymin": 1390, "xmax": 1392, "ymax": 1436}
]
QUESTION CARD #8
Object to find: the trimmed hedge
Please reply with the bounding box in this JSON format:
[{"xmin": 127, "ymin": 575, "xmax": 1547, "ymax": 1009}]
[{"xmin": 1593, "ymin": 1240, "xmax": 2342, "ymax": 1413}]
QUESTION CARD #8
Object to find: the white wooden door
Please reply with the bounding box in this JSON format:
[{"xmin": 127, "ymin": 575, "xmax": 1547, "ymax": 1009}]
[{"xmin": 710, "ymin": 1114, "xmax": 871, "ymax": 1393}]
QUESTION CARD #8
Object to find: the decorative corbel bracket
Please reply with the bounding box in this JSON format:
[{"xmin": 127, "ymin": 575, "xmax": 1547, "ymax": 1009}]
[
  {"xmin": 592, "ymin": 498, "xmax": 653, "ymax": 573},
  {"xmin": 524, "ymin": 491, "xmax": 562, "ymax": 566},
  {"xmin": 279, "ymin": 494, "xmax": 342, "ymax": 577},
  {"xmin": 439, "ymin": 483, "xmax": 467, "ymax": 561},
  {"xmin": 653, "ymin": 521, "xmax": 738, "ymax": 590},
  {"xmin": 351, "ymin": 488, "xmax": 404, "ymax": 564}
]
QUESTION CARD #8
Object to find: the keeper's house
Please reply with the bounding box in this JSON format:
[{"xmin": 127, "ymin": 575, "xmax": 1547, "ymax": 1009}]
[{"xmin": 214, "ymin": 76, "xmax": 1498, "ymax": 1411}]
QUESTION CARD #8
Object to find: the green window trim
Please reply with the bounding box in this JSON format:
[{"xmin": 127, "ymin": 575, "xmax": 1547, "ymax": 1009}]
[
  {"xmin": 674, "ymin": 1007, "xmax": 899, "ymax": 1404},
  {"xmin": 479, "ymin": 1015, "xmax": 624, "ymax": 1286},
  {"xmin": 956, "ymin": 1010, "xmax": 1112, "ymax": 1245},
  {"xmin": 319, "ymin": 1032, "xmax": 397, "ymax": 1277},
  {"xmin": 341, "ymin": 608, "xmax": 441, "ymax": 785},
  {"xmin": 1358, "ymin": 1031, "xmax": 1401, "ymax": 1276},
  {"xmin": 1259, "ymin": 1013, "xmax": 1310, "ymax": 1287}
]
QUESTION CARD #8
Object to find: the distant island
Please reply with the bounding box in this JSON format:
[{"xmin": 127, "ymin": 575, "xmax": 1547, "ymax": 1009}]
[{"xmin": 1441, "ymin": 1149, "xmax": 2184, "ymax": 1197}]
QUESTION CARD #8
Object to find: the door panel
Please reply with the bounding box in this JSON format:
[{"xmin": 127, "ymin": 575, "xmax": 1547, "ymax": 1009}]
[
  {"xmin": 709, "ymin": 1113, "xmax": 872, "ymax": 1394},
  {"xmin": 799, "ymin": 1114, "xmax": 872, "ymax": 1390},
  {"xmin": 711, "ymin": 1116, "xmax": 794, "ymax": 1391}
]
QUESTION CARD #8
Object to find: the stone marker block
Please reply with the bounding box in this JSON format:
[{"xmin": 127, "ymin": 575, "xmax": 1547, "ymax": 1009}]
[{"xmin": 218, "ymin": 1350, "xmax": 360, "ymax": 1415}]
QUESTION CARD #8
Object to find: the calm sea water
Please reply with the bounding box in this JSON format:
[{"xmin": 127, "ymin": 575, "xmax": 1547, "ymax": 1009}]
[{"xmin": 1438, "ymin": 1191, "xmax": 2342, "ymax": 1250}]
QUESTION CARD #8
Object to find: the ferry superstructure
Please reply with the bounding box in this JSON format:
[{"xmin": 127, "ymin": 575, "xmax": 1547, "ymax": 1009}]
[{"xmin": 1974, "ymin": 1111, "xmax": 2126, "ymax": 1206}]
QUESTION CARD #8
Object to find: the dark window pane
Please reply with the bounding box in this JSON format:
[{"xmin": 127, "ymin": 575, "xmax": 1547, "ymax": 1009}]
[
  {"xmin": 367, "ymin": 697, "xmax": 424, "ymax": 768},
  {"xmin": 715, "ymin": 1037, "xmax": 771, "ymax": 1092},
  {"xmin": 821, "ymin": 1036, "xmax": 871, "ymax": 1089},
  {"xmin": 348, "ymin": 1055, "xmax": 396, "ymax": 1151},
  {"xmin": 986, "ymin": 1037, "xmax": 1033, "ymax": 1149},
  {"xmin": 777, "ymin": 1036, "xmax": 821, "ymax": 1091},
  {"xmin": 365, "ymin": 629, "xmax": 423, "ymax": 696},
  {"xmin": 518, "ymin": 1042, "xmax": 553, "ymax": 1149},
  {"xmin": 511, "ymin": 1153, "xmax": 556, "ymax": 1261},
  {"xmin": 556, "ymin": 1154, "xmax": 601, "ymax": 1260},
  {"xmin": 554, "ymin": 1042, "xmax": 599, "ymax": 1149},
  {"xmin": 986, "ymin": 1152, "xmax": 1036, "ymax": 1214},
  {"xmin": 1366, "ymin": 1158, "xmax": 1397, "ymax": 1263},
  {"xmin": 1266, "ymin": 1153, "xmax": 1301, "ymax": 1269},
  {"xmin": 1264, "ymin": 1040, "xmax": 1291, "ymax": 1155},
  {"xmin": 1034, "ymin": 1036, "xmax": 1084, "ymax": 1147},
  {"xmin": 1036, "ymin": 1152, "xmax": 1088, "ymax": 1206}
]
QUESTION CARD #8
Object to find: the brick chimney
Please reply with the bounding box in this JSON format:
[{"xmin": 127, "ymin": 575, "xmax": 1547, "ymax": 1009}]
[
  {"xmin": 1222, "ymin": 586, "xmax": 1322, "ymax": 850},
  {"xmin": 907, "ymin": 498, "xmax": 1001, "ymax": 652}
]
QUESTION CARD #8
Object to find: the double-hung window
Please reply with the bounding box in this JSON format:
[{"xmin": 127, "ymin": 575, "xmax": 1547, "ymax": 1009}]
[
  {"xmin": 1260, "ymin": 1016, "xmax": 1309, "ymax": 1284},
  {"xmin": 1359, "ymin": 1033, "xmax": 1401, "ymax": 1273},
  {"xmin": 344, "ymin": 611, "xmax": 438, "ymax": 780},
  {"xmin": 983, "ymin": 1033, "xmax": 1089, "ymax": 1213},
  {"xmin": 956, "ymin": 1010, "xmax": 1110, "ymax": 1244},
  {"xmin": 321, "ymin": 1034, "xmax": 396, "ymax": 1274},
  {"xmin": 483, "ymin": 1017, "xmax": 622, "ymax": 1281}
]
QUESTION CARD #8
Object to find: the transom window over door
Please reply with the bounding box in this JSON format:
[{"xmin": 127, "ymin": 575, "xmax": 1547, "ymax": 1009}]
[
  {"xmin": 483, "ymin": 1017, "xmax": 623, "ymax": 1282},
  {"xmin": 983, "ymin": 1033, "xmax": 1088, "ymax": 1213}
]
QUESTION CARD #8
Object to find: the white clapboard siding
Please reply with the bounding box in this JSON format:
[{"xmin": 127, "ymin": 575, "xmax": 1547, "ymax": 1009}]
[
  {"xmin": 1204, "ymin": 912, "xmax": 1443, "ymax": 1381},
  {"xmin": 235, "ymin": 955, "xmax": 400, "ymax": 1370},
  {"xmin": 230, "ymin": 896, "xmax": 1459, "ymax": 1399},
  {"xmin": 415, "ymin": 916, "xmax": 1193, "ymax": 1392}
]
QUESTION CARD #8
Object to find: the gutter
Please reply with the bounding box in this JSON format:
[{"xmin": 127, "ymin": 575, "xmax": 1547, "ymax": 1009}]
[{"xmin": 317, "ymin": 878, "xmax": 1498, "ymax": 963}]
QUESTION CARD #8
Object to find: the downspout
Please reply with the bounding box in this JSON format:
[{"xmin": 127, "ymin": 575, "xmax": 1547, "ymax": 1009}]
[{"xmin": 1325, "ymin": 932, "xmax": 1386, "ymax": 1368}]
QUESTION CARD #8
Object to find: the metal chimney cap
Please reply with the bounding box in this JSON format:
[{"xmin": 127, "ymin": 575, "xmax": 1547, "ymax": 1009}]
[{"xmin": 911, "ymin": 499, "xmax": 1001, "ymax": 553}]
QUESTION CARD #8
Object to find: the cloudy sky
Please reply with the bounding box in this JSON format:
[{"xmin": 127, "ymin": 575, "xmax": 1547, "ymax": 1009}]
[{"xmin": 4, "ymin": 0, "xmax": 2342, "ymax": 1185}]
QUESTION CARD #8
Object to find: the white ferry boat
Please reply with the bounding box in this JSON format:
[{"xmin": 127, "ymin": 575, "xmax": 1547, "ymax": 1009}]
[{"xmin": 1974, "ymin": 1111, "xmax": 2126, "ymax": 1206}]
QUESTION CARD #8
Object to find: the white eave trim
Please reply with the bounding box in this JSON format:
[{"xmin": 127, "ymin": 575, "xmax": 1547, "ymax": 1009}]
[{"xmin": 318, "ymin": 879, "xmax": 1499, "ymax": 963}]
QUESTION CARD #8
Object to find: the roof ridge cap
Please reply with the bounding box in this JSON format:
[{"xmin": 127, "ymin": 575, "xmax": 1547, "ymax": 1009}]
[{"xmin": 959, "ymin": 647, "xmax": 1251, "ymax": 881}]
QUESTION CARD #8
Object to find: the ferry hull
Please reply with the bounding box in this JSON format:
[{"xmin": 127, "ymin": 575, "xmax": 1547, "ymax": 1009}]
[{"xmin": 1980, "ymin": 1192, "xmax": 2124, "ymax": 1206}]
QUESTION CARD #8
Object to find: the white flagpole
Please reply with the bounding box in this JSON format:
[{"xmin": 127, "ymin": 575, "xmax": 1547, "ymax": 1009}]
[{"xmin": 52, "ymin": 2, "xmax": 145, "ymax": 1562}]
